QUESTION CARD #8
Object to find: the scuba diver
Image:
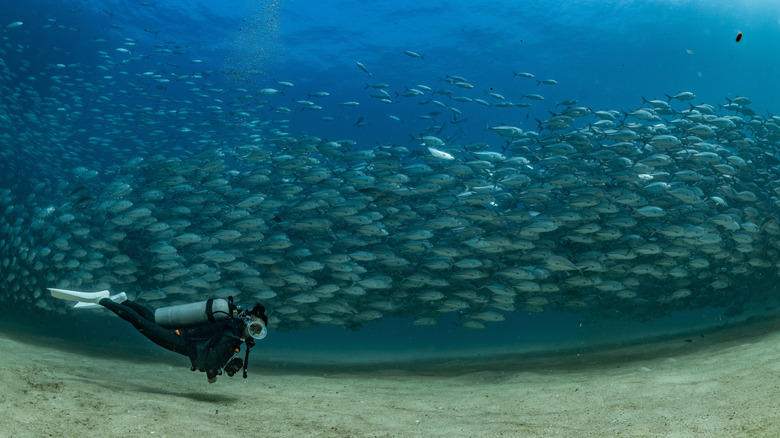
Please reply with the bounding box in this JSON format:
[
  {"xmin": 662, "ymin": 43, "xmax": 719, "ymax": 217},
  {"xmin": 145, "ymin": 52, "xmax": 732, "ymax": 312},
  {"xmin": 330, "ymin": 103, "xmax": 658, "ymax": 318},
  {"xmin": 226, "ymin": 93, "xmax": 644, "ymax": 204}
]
[{"xmin": 48, "ymin": 288, "xmax": 268, "ymax": 383}]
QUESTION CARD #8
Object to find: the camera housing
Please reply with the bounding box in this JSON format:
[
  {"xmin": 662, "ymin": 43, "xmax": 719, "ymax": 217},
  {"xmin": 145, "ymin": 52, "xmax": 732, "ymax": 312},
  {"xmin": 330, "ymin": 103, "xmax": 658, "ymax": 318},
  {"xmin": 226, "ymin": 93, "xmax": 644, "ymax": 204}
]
[{"xmin": 224, "ymin": 357, "xmax": 243, "ymax": 376}]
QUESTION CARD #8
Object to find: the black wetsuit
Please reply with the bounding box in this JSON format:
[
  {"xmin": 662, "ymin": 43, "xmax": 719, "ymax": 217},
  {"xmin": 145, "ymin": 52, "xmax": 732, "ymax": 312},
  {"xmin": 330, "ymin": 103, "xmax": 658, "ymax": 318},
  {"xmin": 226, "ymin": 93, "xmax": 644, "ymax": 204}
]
[{"xmin": 99, "ymin": 298, "xmax": 245, "ymax": 381}]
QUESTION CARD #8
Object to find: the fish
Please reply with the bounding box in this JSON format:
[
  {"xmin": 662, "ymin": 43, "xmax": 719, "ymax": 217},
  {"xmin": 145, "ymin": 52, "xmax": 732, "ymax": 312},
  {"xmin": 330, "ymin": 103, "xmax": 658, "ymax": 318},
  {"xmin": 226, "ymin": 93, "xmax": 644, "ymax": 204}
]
[
  {"xmin": 355, "ymin": 61, "xmax": 371, "ymax": 77},
  {"xmin": 0, "ymin": 14, "xmax": 778, "ymax": 335},
  {"xmin": 274, "ymin": 80, "xmax": 294, "ymax": 87},
  {"xmin": 403, "ymin": 50, "xmax": 424, "ymax": 60},
  {"xmin": 487, "ymin": 124, "xmax": 525, "ymax": 138},
  {"xmin": 666, "ymin": 91, "xmax": 696, "ymax": 101},
  {"xmin": 420, "ymin": 135, "xmax": 445, "ymax": 146},
  {"xmin": 258, "ymin": 88, "xmax": 283, "ymax": 95},
  {"xmin": 427, "ymin": 147, "xmax": 454, "ymax": 160}
]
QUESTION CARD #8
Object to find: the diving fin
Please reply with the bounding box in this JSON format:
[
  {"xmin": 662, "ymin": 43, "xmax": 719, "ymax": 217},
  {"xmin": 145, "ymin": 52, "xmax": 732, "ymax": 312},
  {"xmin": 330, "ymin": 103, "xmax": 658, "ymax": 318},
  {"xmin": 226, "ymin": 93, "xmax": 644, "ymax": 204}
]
[
  {"xmin": 48, "ymin": 288, "xmax": 128, "ymax": 309},
  {"xmin": 72, "ymin": 302, "xmax": 103, "ymax": 309},
  {"xmin": 73, "ymin": 292, "xmax": 128, "ymax": 309},
  {"xmin": 48, "ymin": 288, "xmax": 110, "ymax": 303}
]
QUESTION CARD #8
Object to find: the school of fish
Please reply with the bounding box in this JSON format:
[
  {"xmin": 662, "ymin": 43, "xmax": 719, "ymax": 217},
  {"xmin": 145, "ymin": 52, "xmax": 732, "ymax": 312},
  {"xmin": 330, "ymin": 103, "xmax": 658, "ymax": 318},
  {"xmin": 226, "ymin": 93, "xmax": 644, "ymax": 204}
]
[{"xmin": 2, "ymin": 15, "xmax": 780, "ymax": 331}]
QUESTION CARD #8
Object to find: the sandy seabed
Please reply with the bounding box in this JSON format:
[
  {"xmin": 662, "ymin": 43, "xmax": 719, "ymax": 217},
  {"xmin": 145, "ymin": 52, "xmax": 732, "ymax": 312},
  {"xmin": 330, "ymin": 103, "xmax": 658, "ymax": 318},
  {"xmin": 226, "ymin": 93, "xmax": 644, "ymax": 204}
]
[{"xmin": 3, "ymin": 319, "xmax": 780, "ymax": 438}]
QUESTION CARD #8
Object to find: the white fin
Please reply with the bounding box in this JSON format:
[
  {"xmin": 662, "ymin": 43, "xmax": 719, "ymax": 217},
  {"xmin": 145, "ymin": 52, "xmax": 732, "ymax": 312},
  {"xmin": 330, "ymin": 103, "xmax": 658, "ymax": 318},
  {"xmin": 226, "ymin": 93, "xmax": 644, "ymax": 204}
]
[{"xmin": 48, "ymin": 288, "xmax": 110, "ymax": 303}]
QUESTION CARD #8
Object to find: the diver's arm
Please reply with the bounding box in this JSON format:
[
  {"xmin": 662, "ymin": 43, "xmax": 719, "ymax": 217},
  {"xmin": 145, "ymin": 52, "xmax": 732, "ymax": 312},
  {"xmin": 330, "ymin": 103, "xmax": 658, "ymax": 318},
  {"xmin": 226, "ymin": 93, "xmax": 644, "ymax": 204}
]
[{"xmin": 191, "ymin": 321, "xmax": 245, "ymax": 381}]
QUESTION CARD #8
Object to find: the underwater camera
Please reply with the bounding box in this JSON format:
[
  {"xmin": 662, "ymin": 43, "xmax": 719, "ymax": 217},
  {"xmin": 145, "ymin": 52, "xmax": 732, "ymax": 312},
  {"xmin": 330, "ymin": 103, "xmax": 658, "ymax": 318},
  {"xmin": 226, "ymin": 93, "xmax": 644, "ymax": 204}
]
[
  {"xmin": 224, "ymin": 357, "xmax": 244, "ymax": 377},
  {"xmin": 244, "ymin": 317, "xmax": 268, "ymax": 340}
]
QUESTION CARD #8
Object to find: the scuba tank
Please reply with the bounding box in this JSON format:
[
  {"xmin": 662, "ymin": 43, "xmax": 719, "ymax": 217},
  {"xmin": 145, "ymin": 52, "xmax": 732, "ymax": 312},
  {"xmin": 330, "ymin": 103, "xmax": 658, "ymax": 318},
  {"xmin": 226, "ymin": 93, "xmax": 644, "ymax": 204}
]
[{"xmin": 154, "ymin": 298, "xmax": 231, "ymax": 328}]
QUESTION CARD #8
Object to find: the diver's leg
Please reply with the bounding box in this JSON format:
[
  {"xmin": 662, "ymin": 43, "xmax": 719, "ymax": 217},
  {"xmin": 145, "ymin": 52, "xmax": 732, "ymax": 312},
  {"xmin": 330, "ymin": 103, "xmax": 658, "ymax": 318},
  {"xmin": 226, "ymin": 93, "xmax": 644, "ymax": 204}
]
[
  {"xmin": 99, "ymin": 298, "xmax": 189, "ymax": 356},
  {"xmin": 120, "ymin": 299, "xmax": 156, "ymax": 322}
]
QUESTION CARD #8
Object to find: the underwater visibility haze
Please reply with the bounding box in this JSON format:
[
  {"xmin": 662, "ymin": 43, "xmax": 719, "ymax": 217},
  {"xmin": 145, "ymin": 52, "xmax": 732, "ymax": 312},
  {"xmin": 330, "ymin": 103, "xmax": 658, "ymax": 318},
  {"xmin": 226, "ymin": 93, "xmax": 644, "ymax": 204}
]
[{"xmin": 4, "ymin": 0, "xmax": 780, "ymax": 355}]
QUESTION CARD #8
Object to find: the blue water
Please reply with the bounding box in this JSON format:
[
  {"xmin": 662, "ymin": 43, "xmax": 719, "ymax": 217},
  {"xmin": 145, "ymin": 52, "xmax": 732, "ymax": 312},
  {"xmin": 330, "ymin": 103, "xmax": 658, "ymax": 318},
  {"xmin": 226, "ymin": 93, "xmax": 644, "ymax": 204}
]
[
  {"xmin": 3, "ymin": 0, "xmax": 780, "ymax": 357},
  {"xmin": 5, "ymin": 0, "xmax": 780, "ymax": 150}
]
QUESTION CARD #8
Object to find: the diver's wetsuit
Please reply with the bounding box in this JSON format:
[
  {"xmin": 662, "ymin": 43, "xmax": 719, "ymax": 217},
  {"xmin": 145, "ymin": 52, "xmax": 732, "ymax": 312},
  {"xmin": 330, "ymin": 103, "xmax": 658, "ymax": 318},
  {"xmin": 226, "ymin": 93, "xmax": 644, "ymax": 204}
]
[{"xmin": 99, "ymin": 298, "xmax": 245, "ymax": 381}]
